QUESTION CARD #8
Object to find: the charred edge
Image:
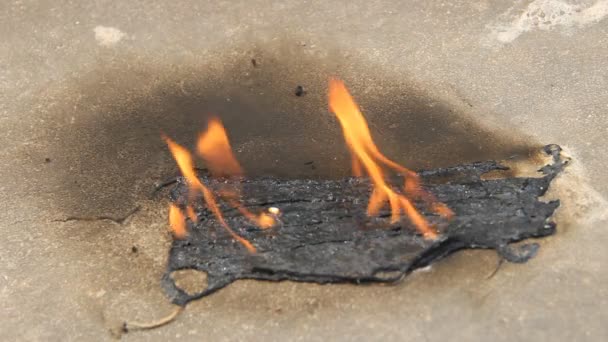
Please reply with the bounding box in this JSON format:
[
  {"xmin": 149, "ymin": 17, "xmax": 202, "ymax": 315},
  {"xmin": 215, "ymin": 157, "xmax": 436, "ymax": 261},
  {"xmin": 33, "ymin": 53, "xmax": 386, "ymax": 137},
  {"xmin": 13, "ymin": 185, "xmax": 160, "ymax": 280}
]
[
  {"xmin": 150, "ymin": 168, "xmax": 210, "ymax": 198},
  {"xmin": 418, "ymin": 160, "xmax": 508, "ymax": 179},
  {"xmin": 539, "ymin": 143, "xmax": 567, "ymax": 178},
  {"xmin": 496, "ymin": 243, "xmax": 540, "ymax": 263},
  {"xmin": 247, "ymin": 266, "xmax": 402, "ymax": 285},
  {"xmin": 162, "ymin": 268, "xmax": 232, "ymax": 307},
  {"xmin": 409, "ymin": 238, "xmax": 468, "ymax": 270}
]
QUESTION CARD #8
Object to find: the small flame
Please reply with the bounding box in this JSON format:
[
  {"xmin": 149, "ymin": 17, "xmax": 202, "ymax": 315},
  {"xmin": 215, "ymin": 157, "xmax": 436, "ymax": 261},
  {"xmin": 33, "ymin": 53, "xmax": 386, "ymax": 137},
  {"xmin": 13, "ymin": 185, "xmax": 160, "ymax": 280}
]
[
  {"xmin": 197, "ymin": 118, "xmax": 276, "ymax": 229},
  {"xmin": 169, "ymin": 204, "xmax": 187, "ymax": 239},
  {"xmin": 186, "ymin": 205, "xmax": 197, "ymax": 222},
  {"xmin": 219, "ymin": 189, "xmax": 276, "ymax": 229},
  {"xmin": 328, "ymin": 78, "xmax": 453, "ymax": 238},
  {"xmin": 163, "ymin": 134, "xmax": 256, "ymax": 253},
  {"xmin": 197, "ymin": 118, "xmax": 243, "ymax": 178}
]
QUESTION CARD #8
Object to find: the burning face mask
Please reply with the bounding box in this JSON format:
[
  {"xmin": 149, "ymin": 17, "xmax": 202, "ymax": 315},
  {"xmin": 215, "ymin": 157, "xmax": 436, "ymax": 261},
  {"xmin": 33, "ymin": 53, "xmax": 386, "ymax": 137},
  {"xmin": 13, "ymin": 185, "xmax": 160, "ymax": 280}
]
[{"xmin": 159, "ymin": 80, "xmax": 565, "ymax": 306}]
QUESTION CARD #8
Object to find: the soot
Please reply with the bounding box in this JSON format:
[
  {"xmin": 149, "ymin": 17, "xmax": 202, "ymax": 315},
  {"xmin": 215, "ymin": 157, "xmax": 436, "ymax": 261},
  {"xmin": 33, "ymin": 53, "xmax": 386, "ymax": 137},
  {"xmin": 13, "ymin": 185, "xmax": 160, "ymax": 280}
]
[
  {"xmin": 162, "ymin": 144, "xmax": 565, "ymax": 306},
  {"xmin": 43, "ymin": 47, "xmax": 536, "ymax": 218}
]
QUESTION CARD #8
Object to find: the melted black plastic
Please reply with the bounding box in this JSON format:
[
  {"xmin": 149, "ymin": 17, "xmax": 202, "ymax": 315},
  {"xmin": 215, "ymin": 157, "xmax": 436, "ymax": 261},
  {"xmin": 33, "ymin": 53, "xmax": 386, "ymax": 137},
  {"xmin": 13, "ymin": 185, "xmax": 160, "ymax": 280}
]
[{"xmin": 163, "ymin": 145, "xmax": 564, "ymax": 306}]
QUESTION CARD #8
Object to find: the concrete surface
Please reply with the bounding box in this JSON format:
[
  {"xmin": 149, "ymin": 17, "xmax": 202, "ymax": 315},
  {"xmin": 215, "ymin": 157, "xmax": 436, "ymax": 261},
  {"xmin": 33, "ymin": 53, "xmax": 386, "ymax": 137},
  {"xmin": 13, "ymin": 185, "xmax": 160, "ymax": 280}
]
[{"xmin": 1, "ymin": 0, "xmax": 607, "ymax": 341}]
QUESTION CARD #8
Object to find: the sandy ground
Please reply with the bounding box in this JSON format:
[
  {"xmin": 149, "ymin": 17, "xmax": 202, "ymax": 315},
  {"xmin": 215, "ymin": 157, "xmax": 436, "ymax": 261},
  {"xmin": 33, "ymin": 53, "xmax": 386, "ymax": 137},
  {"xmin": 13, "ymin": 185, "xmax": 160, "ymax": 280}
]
[{"xmin": 1, "ymin": 1, "xmax": 607, "ymax": 341}]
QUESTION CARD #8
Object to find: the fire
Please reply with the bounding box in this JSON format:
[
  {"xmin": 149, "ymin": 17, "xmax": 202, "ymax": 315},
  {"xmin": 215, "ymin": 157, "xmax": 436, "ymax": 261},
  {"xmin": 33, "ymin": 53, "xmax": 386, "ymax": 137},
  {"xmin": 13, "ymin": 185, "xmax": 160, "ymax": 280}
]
[
  {"xmin": 196, "ymin": 118, "xmax": 243, "ymax": 178},
  {"xmin": 163, "ymin": 80, "xmax": 450, "ymax": 248},
  {"xmin": 163, "ymin": 118, "xmax": 276, "ymax": 253},
  {"xmin": 169, "ymin": 203, "xmax": 187, "ymax": 239},
  {"xmin": 196, "ymin": 118, "xmax": 276, "ymax": 229},
  {"xmin": 328, "ymin": 78, "xmax": 453, "ymax": 238},
  {"xmin": 186, "ymin": 206, "xmax": 197, "ymax": 222}
]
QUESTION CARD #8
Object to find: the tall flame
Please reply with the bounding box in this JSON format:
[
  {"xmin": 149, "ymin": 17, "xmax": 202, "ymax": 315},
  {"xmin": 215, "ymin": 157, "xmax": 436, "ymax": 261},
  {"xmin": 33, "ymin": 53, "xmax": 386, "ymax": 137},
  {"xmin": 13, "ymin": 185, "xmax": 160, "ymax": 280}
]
[{"xmin": 328, "ymin": 78, "xmax": 452, "ymax": 238}]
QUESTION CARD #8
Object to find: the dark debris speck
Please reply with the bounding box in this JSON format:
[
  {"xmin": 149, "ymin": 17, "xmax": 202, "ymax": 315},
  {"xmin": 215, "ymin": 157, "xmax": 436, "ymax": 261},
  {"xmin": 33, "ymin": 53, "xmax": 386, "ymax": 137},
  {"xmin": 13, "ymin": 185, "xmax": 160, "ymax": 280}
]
[{"xmin": 294, "ymin": 85, "xmax": 306, "ymax": 97}]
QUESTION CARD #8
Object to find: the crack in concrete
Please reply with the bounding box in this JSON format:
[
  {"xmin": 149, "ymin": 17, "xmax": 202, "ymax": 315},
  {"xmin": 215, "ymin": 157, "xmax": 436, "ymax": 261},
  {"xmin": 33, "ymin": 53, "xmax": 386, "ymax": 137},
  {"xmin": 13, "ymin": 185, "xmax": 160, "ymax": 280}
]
[{"xmin": 53, "ymin": 206, "xmax": 141, "ymax": 225}]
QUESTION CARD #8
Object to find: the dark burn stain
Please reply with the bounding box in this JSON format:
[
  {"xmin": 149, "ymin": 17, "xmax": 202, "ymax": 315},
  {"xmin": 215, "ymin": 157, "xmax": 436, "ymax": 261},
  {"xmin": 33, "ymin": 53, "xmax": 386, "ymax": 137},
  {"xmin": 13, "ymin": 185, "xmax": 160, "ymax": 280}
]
[{"xmin": 43, "ymin": 47, "xmax": 537, "ymax": 217}]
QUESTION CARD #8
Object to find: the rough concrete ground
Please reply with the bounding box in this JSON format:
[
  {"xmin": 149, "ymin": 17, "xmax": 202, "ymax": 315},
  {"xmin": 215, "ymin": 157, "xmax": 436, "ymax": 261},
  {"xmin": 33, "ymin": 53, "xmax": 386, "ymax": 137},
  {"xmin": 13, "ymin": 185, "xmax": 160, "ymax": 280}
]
[{"xmin": 1, "ymin": 1, "xmax": 607, "ymax": 341}]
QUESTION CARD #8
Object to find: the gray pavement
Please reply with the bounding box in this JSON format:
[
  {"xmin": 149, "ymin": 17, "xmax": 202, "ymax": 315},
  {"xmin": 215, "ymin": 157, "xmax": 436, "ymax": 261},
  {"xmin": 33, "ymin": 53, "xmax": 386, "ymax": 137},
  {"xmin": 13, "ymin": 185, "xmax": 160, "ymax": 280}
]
[{"xmin": 1, "ymin": 1, "xmax": 607, "ymax": 341}]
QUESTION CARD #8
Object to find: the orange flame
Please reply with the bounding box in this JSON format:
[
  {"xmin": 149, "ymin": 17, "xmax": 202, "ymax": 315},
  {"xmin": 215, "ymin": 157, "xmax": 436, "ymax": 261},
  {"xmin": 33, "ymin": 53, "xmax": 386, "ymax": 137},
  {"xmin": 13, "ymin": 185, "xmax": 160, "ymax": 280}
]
[
  {"xmin": 169, "ymin": 203, "xmax": 187, "ymax": 239},
  {"xmin": 163, "ymin": 134, "xmax": 256, "ymax": 253},
  {"xmin": 328, "ymin": 78, "xmax": 453, "ymax": 238},
  {"xmin": 197, "ymin": 118, "xmax": 244, "ymax": 178},
  {"xmin": 196, "ymin": 118, "xmax": 276, "ymax": 229},
  {"xmin": 186, "ymin": 205, "xmax": 197, "ymax": 222}
]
